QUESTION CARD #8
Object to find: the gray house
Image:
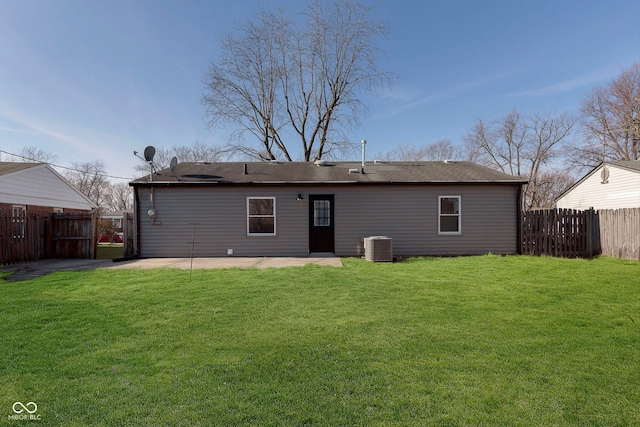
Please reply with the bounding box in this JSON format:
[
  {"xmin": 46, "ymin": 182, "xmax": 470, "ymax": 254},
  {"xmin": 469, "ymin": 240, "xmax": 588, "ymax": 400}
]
[{"xmin": 129, "ymin": 161, "xmax": 527, "ymax": 258}]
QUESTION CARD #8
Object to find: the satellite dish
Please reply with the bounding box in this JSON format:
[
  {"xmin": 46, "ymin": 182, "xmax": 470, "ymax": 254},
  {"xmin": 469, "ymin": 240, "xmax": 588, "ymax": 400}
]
[
  {"xmin": 144, "ymin": 146, "xmax": 156, "ymax": 162},
  {"xmin": 170, "ymin": 156, "xmax": 178, "ymax": 173}
]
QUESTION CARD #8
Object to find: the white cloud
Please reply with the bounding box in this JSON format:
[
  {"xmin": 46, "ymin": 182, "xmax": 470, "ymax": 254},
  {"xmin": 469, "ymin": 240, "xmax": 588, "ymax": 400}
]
[
  {"xmin": 509, "ymin": 64, "xmax": 623, "ymax": 97},
  {"xmin": 375, "ymin": 69, "xmax": 521, "ymax": 119},
  {"xmin": 0, "ymin": 104, "xmax": 137, "ymax": 179}
]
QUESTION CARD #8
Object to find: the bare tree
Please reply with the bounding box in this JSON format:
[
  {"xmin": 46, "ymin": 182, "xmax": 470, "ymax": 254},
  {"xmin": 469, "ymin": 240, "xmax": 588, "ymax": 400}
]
[
  {"xmin": 571, "ymin": 62, "xmax": 640, "ymax": 169},
  {"xmin": 379, "ymin": 139, "xmax": 463, "ymax": 161},
  {"xmin": 202, "ymin": 0, "xmax": 392, "ymax": 161},
  {"xmin": 107, "ymin": 182, "xmax": 133, "ymax": 211},
  {"xmin": 1, "ymin": 146, "xmax": 58, "ymax": 163},
  {"xmin": 465, "ymin": 110, "xmax": 529, "ymax": 176},
  {"xmin": 64, "ymin": 161, "xmax": 111, "ymax": 212},
  {"xmin": 464, "ymin": 109, "xmax": 575, "ymax": 209},
  {"xmin": 97, "ymin": 218, "xmax": 117, "ymax": 243},
  {"xmin": 203, "ymin": 8, "xmax": 288, "ymax": 161},
  {"xmin": 173, "ymin": 141, "xmax": 224, "ymax": 164},
  {"xmin": 528, "ymin": 170, "xmax": 576, "ymax": 209},
  {"xmin": 20, "ymin": 146, "xmax": 58, "ymax": 163},
  {"xmin": 134, "ymin": 141, "xmax": 224, "ymax": 176}
]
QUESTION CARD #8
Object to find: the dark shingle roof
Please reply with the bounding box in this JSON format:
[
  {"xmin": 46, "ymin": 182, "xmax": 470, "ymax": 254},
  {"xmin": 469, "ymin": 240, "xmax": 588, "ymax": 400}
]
[
  {"xmin": 608, "ymin": 160, "xmax": 640, "ymax": 172},
  {"xmin": 131, "ymin": 161, "xmax": 526, "ymax": 185}
]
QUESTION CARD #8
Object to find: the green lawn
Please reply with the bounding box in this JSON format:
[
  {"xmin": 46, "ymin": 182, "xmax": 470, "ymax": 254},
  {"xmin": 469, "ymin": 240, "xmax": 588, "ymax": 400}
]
[
  {"xmin": 1, "ymin": 256, "xmax": 638, "ymax": 426},
  {"xmin": 96, "ymin": 243, "xmax": 124, "ymax": 260}
]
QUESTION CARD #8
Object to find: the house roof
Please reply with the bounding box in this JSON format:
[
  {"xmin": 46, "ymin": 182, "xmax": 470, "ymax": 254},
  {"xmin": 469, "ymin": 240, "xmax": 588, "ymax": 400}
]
[
  {"xmin": 607, "ymin": 160, "xmax": 640, "ymax": 173},
  {"xmin": 130, "ymin": 161, "xmax": 527, "ymax": 186},
  {"xmin": 0, "ymin": 162, "xmax": 41, "ymax": 176},
  {"xmin": 0, "ymin": 162, "xmax": 98, "ymax": 209}
]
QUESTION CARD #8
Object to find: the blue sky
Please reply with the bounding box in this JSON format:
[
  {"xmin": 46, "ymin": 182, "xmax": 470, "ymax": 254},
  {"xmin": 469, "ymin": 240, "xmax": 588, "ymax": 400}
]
[{"xmin": 0, "ymin": 0, "xmax": 638, "ymax": 182}]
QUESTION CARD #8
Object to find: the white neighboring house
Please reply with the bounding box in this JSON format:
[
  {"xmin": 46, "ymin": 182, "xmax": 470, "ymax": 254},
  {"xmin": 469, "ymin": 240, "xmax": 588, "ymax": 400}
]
[
  {"xmin": 0, "ymin": 162, "xmax": 97, "ymax": 213},
  {"xmin": 556, "ymin": 160, "xmax": 640, "ymax": 210}
]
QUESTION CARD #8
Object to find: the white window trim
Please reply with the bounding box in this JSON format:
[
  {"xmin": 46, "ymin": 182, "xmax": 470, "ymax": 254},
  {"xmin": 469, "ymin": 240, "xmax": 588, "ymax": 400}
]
[
  {"xmin": 247, "ymin": 197, "xmax": 276, "ymax": 236},
  {"xmin": 438, "ymin": 196, "xmax": 461, "ymax": 235}
]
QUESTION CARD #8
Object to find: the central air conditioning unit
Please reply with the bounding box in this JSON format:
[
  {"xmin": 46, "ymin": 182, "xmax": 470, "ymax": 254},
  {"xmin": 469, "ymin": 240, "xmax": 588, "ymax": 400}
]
[{"xmin": 364, "ymin": 236, "xmax": 393, "ymax": 262}]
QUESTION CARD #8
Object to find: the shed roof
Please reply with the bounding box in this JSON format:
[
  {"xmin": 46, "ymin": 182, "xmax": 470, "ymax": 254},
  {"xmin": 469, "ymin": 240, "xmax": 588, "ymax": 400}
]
[{"xmin": 130, "ymin": 161, "xmax": 527, "ymax": 186}]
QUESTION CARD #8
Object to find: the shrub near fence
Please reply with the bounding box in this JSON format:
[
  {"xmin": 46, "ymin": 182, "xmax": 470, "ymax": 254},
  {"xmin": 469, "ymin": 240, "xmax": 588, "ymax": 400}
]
[{"xmin": 521, "ymin": 208, "xmax": 640, "ymax": 260}]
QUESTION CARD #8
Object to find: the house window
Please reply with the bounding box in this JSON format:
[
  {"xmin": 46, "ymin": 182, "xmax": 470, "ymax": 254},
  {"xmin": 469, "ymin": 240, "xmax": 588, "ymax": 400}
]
[
  {"xmin": 12, "ymin": 205, "xmax": 26, "ymax": 238},
  {"xmin": 113, "ymin": 218, "xmax": 122, "ymax": 229},
  {"xmin": 439, "ymin": 196, "xmax": 461, "ymax": 234},
  {"xmin": 247, "ymin": 197, "xmax": 276, "ymax": 235},
  {"xmin": 53, "ymin": 207, "xmax": 63, "ymax": 213}
]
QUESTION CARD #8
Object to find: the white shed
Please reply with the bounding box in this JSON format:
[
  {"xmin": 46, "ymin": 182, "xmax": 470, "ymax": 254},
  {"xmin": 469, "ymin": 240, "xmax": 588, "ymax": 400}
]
[
  {"xmin": 556, "ymin": 160, "xmax": 640, "ymax": 210},
  {"xmin": 0, "ymin": 162, "xmax": 96, "ymax": 212}
]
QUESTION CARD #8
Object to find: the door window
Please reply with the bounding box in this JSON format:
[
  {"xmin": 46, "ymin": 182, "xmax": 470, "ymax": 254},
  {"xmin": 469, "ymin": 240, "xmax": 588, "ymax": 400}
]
[{"xmin": 313, "ymin": 200, "xmax": 331, "ymax": 226}]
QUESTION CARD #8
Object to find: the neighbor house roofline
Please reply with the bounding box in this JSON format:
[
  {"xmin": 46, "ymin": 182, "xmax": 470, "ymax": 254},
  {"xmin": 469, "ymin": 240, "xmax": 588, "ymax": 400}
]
[{"xmin": 0, "ymin": 162, "xmax": 98, "ymax": 209}]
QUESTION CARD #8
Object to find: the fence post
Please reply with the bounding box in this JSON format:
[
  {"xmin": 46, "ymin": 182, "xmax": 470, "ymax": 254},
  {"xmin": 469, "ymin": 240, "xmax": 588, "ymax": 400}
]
[
  {"xmin": 586, "ymin": 208, "xmax": 595, "ymax": 258},
  {"xmin": 91, "ymin": 209, "xmax": 99, "ymax": 259}
]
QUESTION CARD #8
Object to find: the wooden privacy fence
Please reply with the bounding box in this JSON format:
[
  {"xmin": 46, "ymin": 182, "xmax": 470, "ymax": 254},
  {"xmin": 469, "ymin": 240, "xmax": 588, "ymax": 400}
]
[
  {"xmin": 0, "ymin": 209, "xmax": 98, "ymax": 265},
  {"xmin": 521, "ymin": 209, "xmax": 594, "ymax": 258},
  {"xmin": 597, "ymin": 208, "xmax": 640, "ymax": 260},
  {"xmin": 123, "ymin": 211, "xmax": 134, "ymax": 257},
  {"xmin": 521, "ymin": 208, "xmax": 640, "ymax": 260},
  {"xmin": 0, "ymin": 209, "xmax": 46, "ymax": 265}
]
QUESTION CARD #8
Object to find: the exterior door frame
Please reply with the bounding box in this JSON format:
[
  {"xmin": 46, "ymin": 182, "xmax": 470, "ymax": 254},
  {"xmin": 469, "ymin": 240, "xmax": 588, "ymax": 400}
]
[{"xmin": 309, "ymin": 194, "xmax": 335, "ymax": 253}]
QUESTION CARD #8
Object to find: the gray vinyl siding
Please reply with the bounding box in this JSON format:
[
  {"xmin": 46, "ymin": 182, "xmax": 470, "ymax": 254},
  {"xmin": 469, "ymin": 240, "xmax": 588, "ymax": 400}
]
[
  {"xmin": 334, "ymin": 185, "xmax": 519, "ymax": 256},
  {"xmin": 135, "ymin": 183, "xmax": 520, "ymax": 257},
  {"xmin": 137, "ymin": 186, "xmax": 309, "ymax": 257}
]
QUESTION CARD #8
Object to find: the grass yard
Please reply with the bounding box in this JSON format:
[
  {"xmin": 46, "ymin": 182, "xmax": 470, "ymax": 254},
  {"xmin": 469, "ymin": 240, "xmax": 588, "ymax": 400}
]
[
  {"xmin": 0, "ymin": 255, "xmax": 638, "ymax": 426},
  {"xmin": 96, "ymin": 243, "xmax": 124, "ymax": 260}
]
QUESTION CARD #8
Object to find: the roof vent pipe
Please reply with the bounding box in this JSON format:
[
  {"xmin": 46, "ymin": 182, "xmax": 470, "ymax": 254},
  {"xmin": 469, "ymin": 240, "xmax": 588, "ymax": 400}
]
[{"xmin": 361, "ymin": 139, "xmax": 367, "ymax": 167}]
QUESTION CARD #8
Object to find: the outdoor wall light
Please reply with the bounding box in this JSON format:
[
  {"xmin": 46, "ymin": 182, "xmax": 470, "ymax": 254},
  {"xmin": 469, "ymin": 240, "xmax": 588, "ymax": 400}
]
[{"xmin": 296, "ymin": 194, "xmax": 304, "ymax": 201}]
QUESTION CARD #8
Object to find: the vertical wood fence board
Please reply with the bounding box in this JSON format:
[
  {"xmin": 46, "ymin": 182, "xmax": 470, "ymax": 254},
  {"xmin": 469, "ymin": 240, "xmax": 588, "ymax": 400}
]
[
  {"xmin": 123, "ymin": 212, "xmax": 134, "ymax": 257},
  {"xmin": 598, "ymin": 208, "xmax": 640, "ymax": 261}
]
